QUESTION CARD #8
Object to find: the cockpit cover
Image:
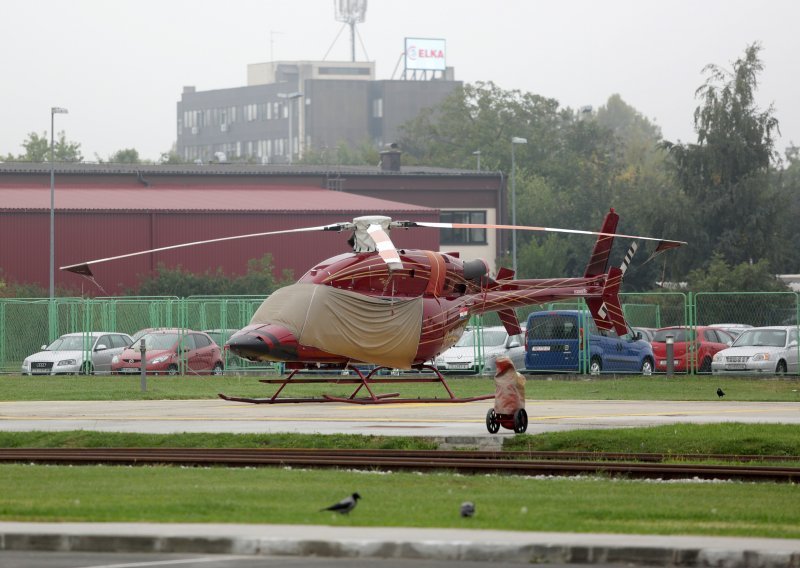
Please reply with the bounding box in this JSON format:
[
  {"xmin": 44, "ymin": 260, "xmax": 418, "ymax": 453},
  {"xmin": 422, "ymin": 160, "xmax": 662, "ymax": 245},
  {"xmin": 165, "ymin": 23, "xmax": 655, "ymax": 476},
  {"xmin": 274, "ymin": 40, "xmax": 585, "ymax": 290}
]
[{"xmin": 249, "ymin": 283, "xmax": 424, "ymax": 369}]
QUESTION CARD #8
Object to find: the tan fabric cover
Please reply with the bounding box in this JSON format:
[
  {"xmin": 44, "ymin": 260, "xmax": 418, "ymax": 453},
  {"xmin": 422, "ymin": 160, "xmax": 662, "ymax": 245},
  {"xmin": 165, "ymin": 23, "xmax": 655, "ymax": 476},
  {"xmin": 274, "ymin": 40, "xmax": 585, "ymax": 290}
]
[
  {"xmin": 493, "ymin": 361, "xmax": 526, "ymax": 414},
  {"xmin": 250, "ymin": 283, "xmax": 423, "ymax": 369}
]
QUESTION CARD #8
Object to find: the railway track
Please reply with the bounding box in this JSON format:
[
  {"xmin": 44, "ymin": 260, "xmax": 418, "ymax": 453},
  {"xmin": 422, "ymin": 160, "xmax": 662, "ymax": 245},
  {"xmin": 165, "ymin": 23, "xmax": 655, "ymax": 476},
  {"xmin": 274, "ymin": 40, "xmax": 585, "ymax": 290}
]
[{"xmin": 2, "ymin": 448, "xmax": 799, "ymax": 482}]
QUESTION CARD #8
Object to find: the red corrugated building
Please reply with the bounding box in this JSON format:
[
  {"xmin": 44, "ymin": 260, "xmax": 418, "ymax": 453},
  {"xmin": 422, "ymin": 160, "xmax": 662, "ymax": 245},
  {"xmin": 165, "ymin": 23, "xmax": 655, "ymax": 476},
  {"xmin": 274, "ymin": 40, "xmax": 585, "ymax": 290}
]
[{"xmin": 0, "ymin": 159, "xmax": 505, "ymax": 296}]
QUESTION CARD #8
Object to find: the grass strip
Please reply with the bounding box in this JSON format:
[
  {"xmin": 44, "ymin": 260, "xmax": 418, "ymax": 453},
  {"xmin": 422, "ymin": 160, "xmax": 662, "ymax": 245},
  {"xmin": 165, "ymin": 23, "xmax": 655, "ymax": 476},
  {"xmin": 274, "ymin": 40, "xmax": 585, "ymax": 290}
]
[
  {"xmin": 1, "ymin": 424, "xmax": 798, "ymax": 458},
  {"xmin": 1, "ymin": 464, "xmax": 798, "ymax": 538},
  {"xmin": 1, "ymin": 374, "xmax": 800, "ymax": 401}
]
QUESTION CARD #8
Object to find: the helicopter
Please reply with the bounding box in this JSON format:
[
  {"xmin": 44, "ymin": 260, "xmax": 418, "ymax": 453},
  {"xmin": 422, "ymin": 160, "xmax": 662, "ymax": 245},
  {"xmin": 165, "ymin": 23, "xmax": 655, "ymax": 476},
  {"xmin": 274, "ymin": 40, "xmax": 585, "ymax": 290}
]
[{"xmin": 62, "ymin": 208, "xmax": 685, "ymax": 404}]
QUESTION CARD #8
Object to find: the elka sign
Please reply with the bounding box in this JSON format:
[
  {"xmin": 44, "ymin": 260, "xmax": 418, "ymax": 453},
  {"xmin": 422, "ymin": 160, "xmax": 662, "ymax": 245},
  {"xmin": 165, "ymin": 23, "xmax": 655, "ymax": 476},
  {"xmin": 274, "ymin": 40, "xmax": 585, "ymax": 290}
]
[{"xmin": 405, "ymin": 37, "xmax": 447, "ymax": 71}]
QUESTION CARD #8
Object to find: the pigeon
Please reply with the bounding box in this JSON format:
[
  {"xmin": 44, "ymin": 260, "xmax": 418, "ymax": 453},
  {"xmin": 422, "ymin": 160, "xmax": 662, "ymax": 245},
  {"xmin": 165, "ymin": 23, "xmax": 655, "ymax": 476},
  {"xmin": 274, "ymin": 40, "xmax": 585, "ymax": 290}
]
[
  {"xmin": 716, "ymin": 388, "xmax": 725, "ymax": 398},
  {"xmin": 460, "ymin": 501, "xmax": 475, "ymax": 518},
  {"xmin": 320, "ymin": 492, "xmax": 361, "ymax": 514}
]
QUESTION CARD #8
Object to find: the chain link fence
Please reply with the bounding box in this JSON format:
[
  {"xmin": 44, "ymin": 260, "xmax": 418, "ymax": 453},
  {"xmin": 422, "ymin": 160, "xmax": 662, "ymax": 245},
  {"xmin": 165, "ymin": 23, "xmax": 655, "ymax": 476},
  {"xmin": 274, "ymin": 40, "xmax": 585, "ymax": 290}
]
[{"xmin": 1, "ymin": 292, "xmax": 798, "ymax": 376}]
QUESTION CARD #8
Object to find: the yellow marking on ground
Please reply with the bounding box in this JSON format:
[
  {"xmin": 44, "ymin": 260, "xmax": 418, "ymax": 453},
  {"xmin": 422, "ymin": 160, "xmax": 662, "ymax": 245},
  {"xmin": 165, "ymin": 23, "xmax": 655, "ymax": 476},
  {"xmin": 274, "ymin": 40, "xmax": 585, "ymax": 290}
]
[{"xmin": 0, "ymin": 415, "xmax": 484, "ymax": 424}]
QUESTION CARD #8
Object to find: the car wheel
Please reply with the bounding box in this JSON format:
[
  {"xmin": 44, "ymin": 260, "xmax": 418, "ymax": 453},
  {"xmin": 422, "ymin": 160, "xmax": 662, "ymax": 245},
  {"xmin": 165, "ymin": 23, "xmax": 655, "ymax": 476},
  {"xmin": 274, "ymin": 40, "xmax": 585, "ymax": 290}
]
[
  {"xmin": 167, "ymin": 364, "xmax": 179, "ymax": 376},
  {"xmin": 640, "ymin": 358, "xmax": 653, "ymax": 376},
  {"xmin": 80, "ymin": 362, "xmax": 94, "ymax": 375},
  {"xmin": 776, "ymin": 360, "xmax": 788, "ymax": 376},
  {"xmin": 212, "ymin": 362, "xmax": 224, "ymax": 376},
  {"xmin": 589, "ymin": 357, "xmax": 602, "ymax": 375},
  {"xmin": 699, "ymin": 357, "xmax": 712, "ymax": 374}
]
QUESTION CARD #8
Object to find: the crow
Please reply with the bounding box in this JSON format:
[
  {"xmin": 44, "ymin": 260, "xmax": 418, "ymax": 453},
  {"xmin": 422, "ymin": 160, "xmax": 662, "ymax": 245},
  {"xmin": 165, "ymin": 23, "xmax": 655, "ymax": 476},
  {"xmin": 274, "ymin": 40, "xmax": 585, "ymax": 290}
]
[
  {"xmin": 716, "ymin": 387, "xmax": 725, "ymax": 398},
  {"xmin": 321, "ymin": 492, "xmax": 361, "ymax": 514},
  {"xmin": 460, "ymin": 501, "xmax": 475, "ymax": 518}
]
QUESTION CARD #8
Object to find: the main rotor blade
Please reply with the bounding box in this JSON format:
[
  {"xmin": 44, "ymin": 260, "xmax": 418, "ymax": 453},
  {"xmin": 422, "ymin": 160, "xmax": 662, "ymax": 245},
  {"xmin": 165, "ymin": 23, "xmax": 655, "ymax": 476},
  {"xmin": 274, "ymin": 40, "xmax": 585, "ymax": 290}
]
[
  {"xmin": 60, "ymin": 222, "xmax": 348, "ymax": 276},
  {"xmin": 366, "ymin": 223, "xmax": 403, "ymax": 270},
  {"xmin": 407, "ymin": 221, "xmax": 687, "ymax": 247}
]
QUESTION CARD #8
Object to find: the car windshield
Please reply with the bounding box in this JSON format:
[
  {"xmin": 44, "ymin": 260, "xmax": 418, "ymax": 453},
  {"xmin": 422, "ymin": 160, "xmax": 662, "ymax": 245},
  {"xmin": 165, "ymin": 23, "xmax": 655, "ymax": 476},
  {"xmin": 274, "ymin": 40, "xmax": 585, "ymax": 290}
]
[
  {"xmin": 137, "ymin": 333, "xmax": 180, "ymax": 350},
  {"xmin": 732, "ymin": 330, "xmax": 786, "ymax": 348},
  {"xmin": 454, "ymin": 329, "xmax": 507, "ymax": 348},
  {"xmin": 652, "ymin": 329, "xmax": 688, "ymax": 342},
  {"xmin": 45, "ymin": 336, "xmax": 94, "ymax": 351}
]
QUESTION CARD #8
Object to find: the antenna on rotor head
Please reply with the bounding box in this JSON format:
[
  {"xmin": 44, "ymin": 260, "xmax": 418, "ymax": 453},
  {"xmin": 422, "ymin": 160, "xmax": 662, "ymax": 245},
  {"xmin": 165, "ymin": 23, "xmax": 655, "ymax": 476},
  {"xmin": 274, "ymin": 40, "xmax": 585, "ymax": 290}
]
[{"xmin": 334, "ymin": 0, "xmax": 367, "ymax": 62}]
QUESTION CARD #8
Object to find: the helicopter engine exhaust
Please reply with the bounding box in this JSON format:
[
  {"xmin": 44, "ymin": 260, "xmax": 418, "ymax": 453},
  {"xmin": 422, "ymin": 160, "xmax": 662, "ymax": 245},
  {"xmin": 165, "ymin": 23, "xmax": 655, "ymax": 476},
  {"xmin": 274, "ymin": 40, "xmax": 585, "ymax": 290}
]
[{"xmin": 462, "ymin": 258, "xmax": 489, "ymax": 281}]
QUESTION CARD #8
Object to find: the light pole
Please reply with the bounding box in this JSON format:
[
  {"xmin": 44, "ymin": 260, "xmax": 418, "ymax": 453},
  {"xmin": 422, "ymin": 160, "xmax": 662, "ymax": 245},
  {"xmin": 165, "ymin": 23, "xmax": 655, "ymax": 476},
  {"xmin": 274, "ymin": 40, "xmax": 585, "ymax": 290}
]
[
  {"xmin": 510, "ymin": 136, "xmax": 527, "ymax": 274},
  {"xmin": 277, "ymin": 92, "xmax": 302, "ymax": 164},
  {"xmin": 472, "ymin": 150, "xmax": 481, "ymax": 171},
  {"xmin": 50, "ymin": 107, "xmax": 68, "ymax": 301}
]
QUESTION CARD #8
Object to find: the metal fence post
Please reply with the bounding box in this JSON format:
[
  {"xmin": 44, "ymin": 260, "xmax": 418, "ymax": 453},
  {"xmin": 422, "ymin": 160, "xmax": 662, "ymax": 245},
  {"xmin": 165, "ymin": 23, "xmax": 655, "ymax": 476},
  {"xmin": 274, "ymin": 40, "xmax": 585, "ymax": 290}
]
[
  {"xmin": 666, "ymin": 335, "xmax": 674, "ymax": 378},
  {"xmin": 139, "ymin": 338, "xmax": 147, "ymax": 392}
]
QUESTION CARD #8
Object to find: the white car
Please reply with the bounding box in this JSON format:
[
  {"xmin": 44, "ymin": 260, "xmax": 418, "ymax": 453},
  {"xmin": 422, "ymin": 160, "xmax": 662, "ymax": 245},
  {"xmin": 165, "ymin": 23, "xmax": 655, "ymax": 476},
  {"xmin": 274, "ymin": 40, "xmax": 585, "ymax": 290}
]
[
  {"xmin": 22, "ymin": 332, "xmax": 133, "ymax": 375},
  {"xmin": 711, "ymin": 326, "xmax": 799, "ymax": 375},
  {"xmin": 435, "ymin": 326, "xmax": 525, "ymax": 375}
]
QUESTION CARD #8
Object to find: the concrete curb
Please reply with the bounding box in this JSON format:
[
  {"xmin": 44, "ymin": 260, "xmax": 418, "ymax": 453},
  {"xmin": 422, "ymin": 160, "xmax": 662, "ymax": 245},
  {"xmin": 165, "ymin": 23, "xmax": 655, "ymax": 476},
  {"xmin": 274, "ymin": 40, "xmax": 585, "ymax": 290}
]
[{"xmin": 1, "ymin": 523, "xmax": 800, "ymax": 566}]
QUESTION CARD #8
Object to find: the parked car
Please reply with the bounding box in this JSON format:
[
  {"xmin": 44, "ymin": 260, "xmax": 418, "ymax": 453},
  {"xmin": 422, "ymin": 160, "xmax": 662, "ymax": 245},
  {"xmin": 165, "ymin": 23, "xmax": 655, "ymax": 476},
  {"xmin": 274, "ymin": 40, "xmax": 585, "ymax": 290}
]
[
  {"xmin": 708, "ymin": 323, "xmax": 753, "ymax": 341},
  {"xmin": 712, "ymin": 326, "xmax": 799, "ymax": 375},
  {"xmin": 633, "ymin": 327, "xmax": 656, "ymax": 343},
  {"xmin": 22, "ymin": 332, "xmax": 133, "ymax": 375},
  {"xmin": 111, "ymin": 329, "xmax": 224, "ymax": 375},
  {"xmin": 651, "ymin": 326, "xmax": 734, "ymax": 373},
  {"xmin": 524, "ymin": 310, "xmax": 654, "ymax": 375},
  {"xmin": 435, "ymin": 326, "xmax": 525, "ymax": 374}
]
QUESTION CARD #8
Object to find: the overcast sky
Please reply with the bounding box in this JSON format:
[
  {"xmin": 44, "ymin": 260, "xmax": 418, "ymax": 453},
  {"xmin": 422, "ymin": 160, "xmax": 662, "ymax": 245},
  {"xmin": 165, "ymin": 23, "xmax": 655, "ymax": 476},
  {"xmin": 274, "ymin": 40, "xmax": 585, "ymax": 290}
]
[{"xmin": 2, "ymin": 0, "xmax": 797, "ymax": 162}]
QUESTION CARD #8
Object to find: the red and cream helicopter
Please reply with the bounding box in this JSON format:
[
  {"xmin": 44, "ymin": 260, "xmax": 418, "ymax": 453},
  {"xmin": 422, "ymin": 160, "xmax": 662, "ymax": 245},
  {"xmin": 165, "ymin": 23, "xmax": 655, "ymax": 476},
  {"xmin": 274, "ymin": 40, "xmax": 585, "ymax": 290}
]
[{"xmin": 62, "ymin": 208, "xmax": 684, "ymax": 404}]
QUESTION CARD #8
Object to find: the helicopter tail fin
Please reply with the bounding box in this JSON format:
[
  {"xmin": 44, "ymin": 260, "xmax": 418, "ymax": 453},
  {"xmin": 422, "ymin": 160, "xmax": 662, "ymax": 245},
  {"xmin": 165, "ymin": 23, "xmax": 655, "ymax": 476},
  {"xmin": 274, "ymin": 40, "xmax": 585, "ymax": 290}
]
[
  {"xmin": 584, "ymin": 208, "xmax": 619, "ymax": 278},
  {"xmin": 586, "ymin": 266, "xmax": 628, "ymax": 336}
]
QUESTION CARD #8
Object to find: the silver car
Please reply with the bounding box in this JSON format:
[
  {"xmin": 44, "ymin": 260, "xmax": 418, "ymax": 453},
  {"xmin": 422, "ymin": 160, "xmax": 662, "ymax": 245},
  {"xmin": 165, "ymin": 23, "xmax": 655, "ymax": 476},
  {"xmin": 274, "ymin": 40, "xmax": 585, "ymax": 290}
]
[
  {"xmin": 435, "ymin": 326, "xmax": 526, "ymax": 374},
  {"xmin": 711, "ymin": 326, "xmax": 799, "ymax": 375},
  {"xmin": 22, "ymin": 332, "xmax": 133, "ymax": 375}
]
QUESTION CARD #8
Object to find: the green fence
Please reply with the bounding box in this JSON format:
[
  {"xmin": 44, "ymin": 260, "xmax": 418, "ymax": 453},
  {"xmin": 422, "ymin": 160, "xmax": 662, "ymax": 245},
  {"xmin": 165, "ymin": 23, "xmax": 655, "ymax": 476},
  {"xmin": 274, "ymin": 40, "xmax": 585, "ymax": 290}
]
[
  {"xmin": 0, "ymin": 296, "xmax": 278, "ymax": 374},
  {"xmin": 1, "ymin": 292, "xmax": 798, "ymax": 375}
]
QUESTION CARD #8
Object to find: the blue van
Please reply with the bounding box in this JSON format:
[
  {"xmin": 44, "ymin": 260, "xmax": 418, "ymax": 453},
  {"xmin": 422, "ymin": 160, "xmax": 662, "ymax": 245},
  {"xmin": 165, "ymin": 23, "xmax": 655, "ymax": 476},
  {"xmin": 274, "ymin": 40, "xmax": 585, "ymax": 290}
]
[{"xmin": 524, "ymin": 310, "xmax": 654, "ymax": 374}]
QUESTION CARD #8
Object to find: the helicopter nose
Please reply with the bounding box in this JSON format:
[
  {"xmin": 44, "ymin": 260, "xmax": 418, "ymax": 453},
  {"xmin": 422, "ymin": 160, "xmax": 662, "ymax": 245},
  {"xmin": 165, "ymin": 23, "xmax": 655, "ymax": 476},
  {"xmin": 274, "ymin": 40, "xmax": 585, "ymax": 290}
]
[{"xmin": 227, "ymin": 324, "xmax": 299, "ymax": 361}]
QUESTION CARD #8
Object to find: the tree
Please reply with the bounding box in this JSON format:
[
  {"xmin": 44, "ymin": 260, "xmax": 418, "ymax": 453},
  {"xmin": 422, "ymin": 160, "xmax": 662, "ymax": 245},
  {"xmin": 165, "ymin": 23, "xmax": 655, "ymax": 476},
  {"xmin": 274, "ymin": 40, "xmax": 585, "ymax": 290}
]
[
  {"xmin": 4, "ymin": 131, "xmax": 83, "ymax": 162},
  {"xmin": 662, "ymin": 43, "xmax": 783, "ymax": 268},
  {"xmin": 106, "ymin": 148, "xmax": 141, "ymax": 164},
  {"xmin": 132, "ymin": 254, "xmax": 293, "ymax": 297}
]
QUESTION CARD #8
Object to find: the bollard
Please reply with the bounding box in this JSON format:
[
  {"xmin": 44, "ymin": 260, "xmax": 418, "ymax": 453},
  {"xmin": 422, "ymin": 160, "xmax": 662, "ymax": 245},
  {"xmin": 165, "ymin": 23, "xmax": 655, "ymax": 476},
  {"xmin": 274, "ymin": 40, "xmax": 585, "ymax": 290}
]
[
  {"xmin": 139, "ymin": 338, "xmax": 147, "ymax": 392},
  {"xmin": 666, "ymin": 334, "xmax": 674, "ymax": 378}
]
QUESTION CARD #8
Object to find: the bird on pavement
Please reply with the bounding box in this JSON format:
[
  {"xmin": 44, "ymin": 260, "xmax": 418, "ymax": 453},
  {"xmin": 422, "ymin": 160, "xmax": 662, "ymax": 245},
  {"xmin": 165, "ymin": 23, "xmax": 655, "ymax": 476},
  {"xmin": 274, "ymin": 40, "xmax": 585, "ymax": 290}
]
[
  {"xmin": 320, "ymin": 492, "xmax": 361, "ymax": 514},
  {"xmin": 460, "ymin": 501, "xmax": 475, "ymax": 518},
  {"xmin": 716, "ymin": 388, "xmax": 725, "ymax": 398}
]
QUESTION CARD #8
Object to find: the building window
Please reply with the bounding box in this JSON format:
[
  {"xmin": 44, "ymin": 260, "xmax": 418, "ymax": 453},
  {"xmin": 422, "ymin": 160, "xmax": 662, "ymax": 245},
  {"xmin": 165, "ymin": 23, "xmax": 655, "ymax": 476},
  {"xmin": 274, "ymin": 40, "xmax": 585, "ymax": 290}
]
[
  {"xmin": 440, "ymin": 211, "xmax": 487, "ymax": 245},
  {"xmin": 372, "ymin": 98, "xmax": 383, "ymax": 118}
]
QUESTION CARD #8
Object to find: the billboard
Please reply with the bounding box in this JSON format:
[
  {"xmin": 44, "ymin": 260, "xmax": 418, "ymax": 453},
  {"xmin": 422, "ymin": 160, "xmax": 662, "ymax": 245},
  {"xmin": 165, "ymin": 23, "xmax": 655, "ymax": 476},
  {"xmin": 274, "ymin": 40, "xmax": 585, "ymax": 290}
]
[{"xmin": 404, "ymin": 38, "xmax": 446, "ymax": 72}]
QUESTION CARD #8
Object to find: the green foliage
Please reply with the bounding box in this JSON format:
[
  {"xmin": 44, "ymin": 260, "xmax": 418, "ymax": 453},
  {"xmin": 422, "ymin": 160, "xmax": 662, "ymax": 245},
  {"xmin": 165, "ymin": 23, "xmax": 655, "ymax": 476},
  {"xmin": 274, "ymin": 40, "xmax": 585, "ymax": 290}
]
[
  {"xmin": 299, "ymin": 139, "xmax": 380, "ymax": 166},
  {"xmin": 663, "ymin": 43, "xmax": 785, "ymax": 269},
  {"xmin": 3, "ymin": 131, "xmax": 83, "ymax": 162},
  {"xmin": 132, "ymin": 254, "xmax": 293, "ymax": 297},
  {"xmin": 687, "ymin": 253, "xmax": 788, "ymax": 292},
  {"xmin": 106, "ymin": 148, "xmax": 141, "ymax": 164}
]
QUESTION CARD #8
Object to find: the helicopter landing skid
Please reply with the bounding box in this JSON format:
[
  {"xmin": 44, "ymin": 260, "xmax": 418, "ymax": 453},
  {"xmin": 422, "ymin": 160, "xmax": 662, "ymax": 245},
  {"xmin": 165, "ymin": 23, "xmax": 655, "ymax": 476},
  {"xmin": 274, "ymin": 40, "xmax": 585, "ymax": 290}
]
[{"xmin": 218, "ymin": 365, "xmax": 494, "ymax": 405}]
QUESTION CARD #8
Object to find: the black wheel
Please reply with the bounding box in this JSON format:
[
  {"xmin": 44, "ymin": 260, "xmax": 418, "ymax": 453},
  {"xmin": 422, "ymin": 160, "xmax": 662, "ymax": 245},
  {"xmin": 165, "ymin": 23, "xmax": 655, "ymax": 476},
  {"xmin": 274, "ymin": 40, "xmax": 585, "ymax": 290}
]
[
  {"xmin": 640, "ymin": 358, "xmax": 653, "ymax": 376},
  {"xmin": 699, "ymin": 357, "xmax": 712, "ymax": 374},
  {"xmin": 486, "ymin": 409, "xmax": 500, "ymax": 434},
  {"xmin": 167, "ymin": 364, "xmax": 179, "ymax": 376},
  {"xmin": 589, "ymin": 357, "xmax": 602, "ymax": 375},
  {"xmin": 776, "ymin": 360, "xmax": 788, "ymax": 376},
  {"xmin": 80, "ymin": 362, "xmax": 94, "ymax": 375},
  {"xmin": 513, "ymin": 408, "xmax": 528, "ymax": 434},
  {"xmin": 212, "ymin": 362, "xmax": 224, "ymax": 376}
]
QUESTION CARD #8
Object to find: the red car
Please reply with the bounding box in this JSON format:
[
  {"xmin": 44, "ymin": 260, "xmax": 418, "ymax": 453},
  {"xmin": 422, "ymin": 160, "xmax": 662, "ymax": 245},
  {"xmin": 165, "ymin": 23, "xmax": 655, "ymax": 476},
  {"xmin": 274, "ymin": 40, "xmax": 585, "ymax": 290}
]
[
  {"xmin": 112, "ymin": 329, "xmax": 224, "ymax": 375},
  {"xmin": 651, "ymin": 326, "xmax": 734, "ymax": 373}
]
